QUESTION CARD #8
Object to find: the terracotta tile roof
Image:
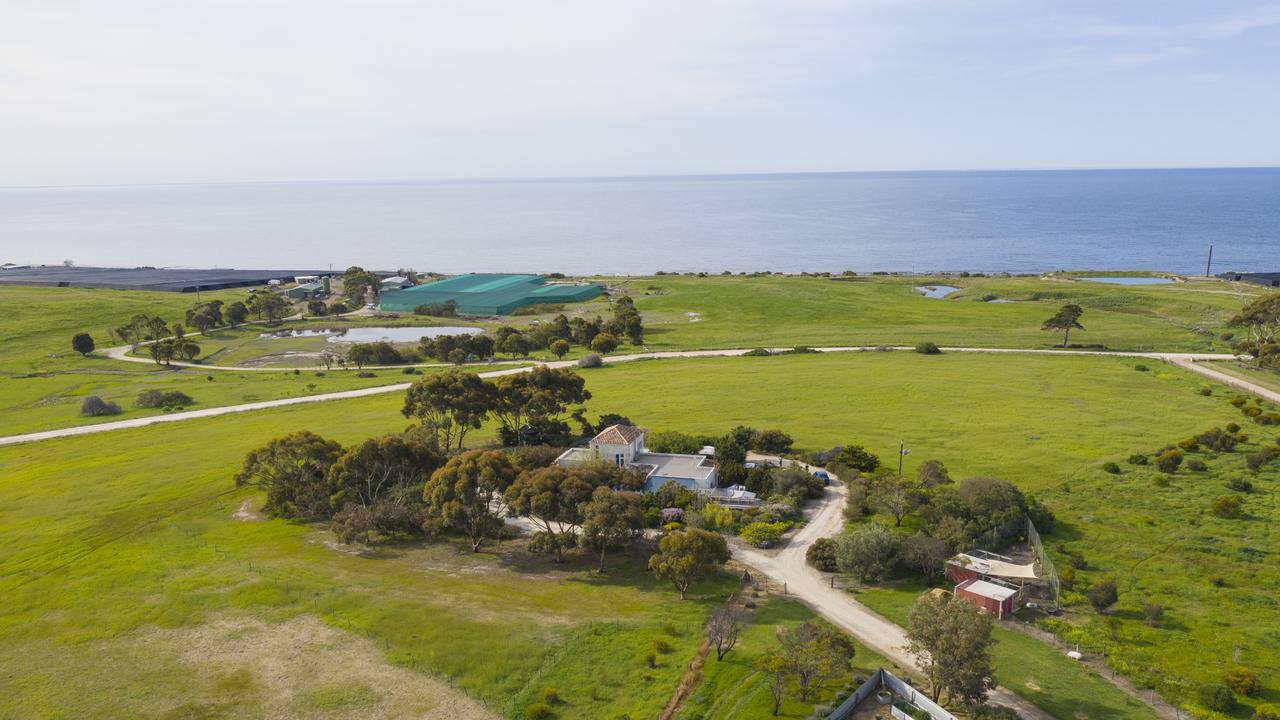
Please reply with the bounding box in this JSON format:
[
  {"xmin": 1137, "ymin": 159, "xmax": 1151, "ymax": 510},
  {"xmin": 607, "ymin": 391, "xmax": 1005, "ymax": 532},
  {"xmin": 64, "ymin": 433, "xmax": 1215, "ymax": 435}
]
[{"xmin": 592, "ymin": 424, "xmax": 644, "ymax": 445}]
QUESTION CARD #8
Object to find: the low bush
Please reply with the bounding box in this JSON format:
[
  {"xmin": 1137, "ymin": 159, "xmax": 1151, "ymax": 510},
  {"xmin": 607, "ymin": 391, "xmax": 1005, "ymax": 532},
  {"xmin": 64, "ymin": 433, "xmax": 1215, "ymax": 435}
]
[
  {"xmin": 739, "ymin": 521, "xmax": 789, "ymax": 547},
  {"xmin": 742, "ymin": 348, "xmax": 771, "ymax": 356},
  {"xmin": 1199, "ymin": 386, "xmax": 1213, "ymax": 396},
  {"xmin": 1210, "ymin": 495, "xmax": 1243, "ymax": 519},
  {"xmin": 1225, "ymin": 475, "xmax": 1254, "ymax": 492},
  {"xmin": 135, "ymin": 389, "xmax": 194, "ymax": 408},
  {"xmin": 1197, "ymin": 683, "xmax": 1235, "ymax": 713},
  {"xmin": 80, "ymin": 396, "xmax": 122, "ymax": 417},
  {"xmin": 577, "ymin": 353, "xmax": 603, "ymax": 368},
  {"xmin": 651, "ymin": 638, "xmax": 673, "ymax": 654},
  {"xmin": 1155, "ymin": 448, "xmax": 1183, "ymax": 473},
  {"xmin": 806, "ymin": 537, "xmax": 839, "ymax": 572},
  {"xmin": 542, "ymin": 687, "xmax": 561, "ymax": 705},
  {"xmin": 1177, "ymin": 438, "xmax": 1200, "ymax": 451},
  {"xmin": 1135, "ymin": 364, "xmax": 1149, "ymax": 372},
  {"xmin": 1245, "ymin": 447, "xmax": 1277, "ymax": 471},
  {"xmin": 524, "ymin": 702, "xmax": 552, "ymax": 719},
  {"xmin": 1142, "ymin": 602, "xmax": 1164, "ymax": 626},
  {"xmin": 1223, "ymin": 666, "xmax": 1261, "ymax": 696},
  {"xmin": 1197, "ymin": 427, "xmax": 1237, "ymax": 452},
  {"xmin": 1127, "ymin": 453, "xmax": 1149, "ymax": 465},
  {"xmin": 1253, "ymin": 703, "xmax": 1280, "ymax": 720},
  {"xmin": 1102, "ymin": 462, "xmax": 1120, "ymax": 474},
  {"xmin": 1186, "ymin": 459, "xmax": 1207, "ymax": 471},
  {"xmin": 355, "ymin": 371, "xmax": 376, "ymax": 378},
  {"xmin": 914, "ymin": 341, "xmax": 942, "ymax": 355},
  {"xmin": 1152, "ymin": 474, "xmax": 1171, "ymax": 487}
]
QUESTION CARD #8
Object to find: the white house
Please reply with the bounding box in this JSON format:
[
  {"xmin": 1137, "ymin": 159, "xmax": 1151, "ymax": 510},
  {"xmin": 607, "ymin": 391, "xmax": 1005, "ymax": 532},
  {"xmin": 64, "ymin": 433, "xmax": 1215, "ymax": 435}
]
[{"xmin": 557, "ymin": 424, "xmax": 729, "ymax": 494}]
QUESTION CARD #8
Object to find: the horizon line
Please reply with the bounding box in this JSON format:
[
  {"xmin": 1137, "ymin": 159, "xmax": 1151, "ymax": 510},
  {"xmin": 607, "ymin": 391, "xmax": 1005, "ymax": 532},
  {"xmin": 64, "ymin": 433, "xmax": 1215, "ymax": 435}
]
[{"xmin": 3, "ymin": 164, "xmax": 1279, "ymax": 192}]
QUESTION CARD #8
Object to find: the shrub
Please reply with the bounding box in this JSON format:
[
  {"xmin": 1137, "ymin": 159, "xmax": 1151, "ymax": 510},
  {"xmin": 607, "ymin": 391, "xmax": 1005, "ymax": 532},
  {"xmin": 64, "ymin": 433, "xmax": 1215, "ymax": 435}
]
[
  {"xmin": 401, "ymin": 366, "xmax": 420, "ymax": 375},
  {"xmin": 1223, "ymin": 666, "xmax": 1261, "ymax": 696},
  {"xmin": 1231, "ymin": 397, "xmax": 1248, "ymax": 408},
  {"xmin": 1102, "ymin": 462, "xmax": 1120, "ymax": 474},
  {"xmin": 135, "ymin": 389, "xmax": 194, "ymax": 408},
  {"xmin": 524, "ymin": 702, "xmax": 552, "ymax": 719},
  {"xmin": 1226, "ymin": 422, "xmax": 1241, "ymax": 433},
  {"xmin": 1225, "ymin": 475, "xmax": 1253, "ymax": 492},
  {"xmin": 543, "ymin": 687, "xmax": 561, "ymax": 705},
  {"xmin": 331, "ymin": 505, "xmax": 374, "ymax": 544},
  {"xmin": 1059, "ymin": 565, "xmax": 1075, "ymax": 590},
  {"xmin": 1152, "ymin": 475, "xmax": 1170, "ymax": 488},
  {"xmin": 577, "ymin": 353, "xmax": 603, "ymax": 368},
  {"xmin": 1197, "ymin": 683, "xmax": 1235, "ymax": 713},
  {"xmin": 1177, "ymin": 438, "xmax": 1200, "ymax": 452},
  {"xmin": 742, "ymin": 348, "xmax": 771, "ymax": 356},
  {"xmin": 1155, "ymin": 448, "xmax": 1183, "ymax": 473},
  {"xmin": 1243, "ymin": 406, "xmax": 1263, "ymax": 418},
  {"xmin": 651, "ymin": 638, "xmax": 673, "ymax": 654},
  {"xmin": 739, "ymin": 521, "xmax": 788, "ymax": 547},
  {"xmin": 1087, "ymin": 576, "xmax": 1118, "ymax": 612},
  {"xmin": 1253, "ymin": 703, "xmax": 1280, "ymax": 720},
  {"xmin": 1210, "ymin": 495, "xmax": 1243, "ymax": 519},
  {"xmin": 1186, "ymin": 459, "xmax": 1207, "ymax": 472},
  {"xmin": 355, "ymin": 371, "xmax": 376, "ymax": 378},
  {"xmin": 806, "ymin": 537, "xmax": 839, "ymax": 572},
  {"xmin": 914, "ymin": 341, "xmax": 942, "ymax": 355},
  {"xmin": 1246, "ymin": 447, "xmax": 1277, "ymax": 471},
  {"xmin": 644, "ymin": 653, "xmax": 656, "ymax": 668},
  {"xmin": 80, "ymin": 396, "xmax": 122, "ymax": 417},
  {"xmin": 1127, "ymin": 453, "xmax": 1149, "ymax": 465},
  {"xmin": 1199, "ymin": 386, "xmax": 1213, "ymax": 396},
  {"xmin": 1142, "ymin": 602, "xmax": 1164, "ymax": 626},
  {"xmin": 1135, "ymin": 364, "xmax": 1149, "ymax": 372},
  {"xmin": 1197, "ymin": 427, "xmax": 1237, "ymax": 452}
]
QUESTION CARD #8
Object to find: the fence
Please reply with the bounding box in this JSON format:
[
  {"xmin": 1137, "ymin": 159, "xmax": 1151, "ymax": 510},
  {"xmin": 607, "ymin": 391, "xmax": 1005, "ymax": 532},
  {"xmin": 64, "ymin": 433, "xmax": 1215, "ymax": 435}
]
[{"xmin": 1026, "ymin": 517, "xmax": 1061, "ymax": 611}]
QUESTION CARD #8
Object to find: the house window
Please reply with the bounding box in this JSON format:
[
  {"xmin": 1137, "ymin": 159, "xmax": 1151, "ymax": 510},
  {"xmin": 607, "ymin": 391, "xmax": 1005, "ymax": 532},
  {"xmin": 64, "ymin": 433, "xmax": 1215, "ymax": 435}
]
[{"xmin": 615, "ymin": 453, "xmax": 623, "ymax": 467}]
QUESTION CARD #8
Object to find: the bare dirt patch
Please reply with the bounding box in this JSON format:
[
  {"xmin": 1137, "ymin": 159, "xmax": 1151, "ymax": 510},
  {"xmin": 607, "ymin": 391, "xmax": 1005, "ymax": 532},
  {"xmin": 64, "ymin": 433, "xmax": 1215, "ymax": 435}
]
[
  {"xmin": 148, "ymin": 614, "xmax": 498, "ymax": 720},
  {"xmin": 232, "ymin": 498, "xmax": 263, "ymax": 522}
]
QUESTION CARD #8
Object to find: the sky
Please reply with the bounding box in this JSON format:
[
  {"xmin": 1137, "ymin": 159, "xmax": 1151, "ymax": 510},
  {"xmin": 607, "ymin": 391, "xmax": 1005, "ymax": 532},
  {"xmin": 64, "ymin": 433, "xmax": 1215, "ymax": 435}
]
[{"xmin": 2, "ymin": 0, "xmax": 1279, "ymax": 186}]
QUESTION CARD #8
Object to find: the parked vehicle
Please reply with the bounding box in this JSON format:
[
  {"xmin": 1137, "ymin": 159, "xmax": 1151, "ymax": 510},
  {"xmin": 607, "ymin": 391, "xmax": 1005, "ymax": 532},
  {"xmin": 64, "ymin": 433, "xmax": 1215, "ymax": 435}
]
[{"xmin": 812, "ymin": 469, "xmax": 831, "ymax": 486}]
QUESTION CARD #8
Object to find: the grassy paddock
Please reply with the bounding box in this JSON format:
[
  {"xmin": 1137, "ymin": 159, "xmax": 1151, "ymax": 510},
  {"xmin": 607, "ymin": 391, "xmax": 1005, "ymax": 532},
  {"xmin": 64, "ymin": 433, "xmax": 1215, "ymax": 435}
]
[
  {"xmin": 0, "ymin": 396, "xmax": 754, "ymax": 719},
  {"xmin": 614, "ymin": 274, "xmax": 1260, "ymax": 352},
  {"xmin": 855, "ymin": 581, "xmax": 1158, "ymax": 720},
  {"xmin": 573, "ymin": 352, "xmax": 1278, "ymax": 711}
]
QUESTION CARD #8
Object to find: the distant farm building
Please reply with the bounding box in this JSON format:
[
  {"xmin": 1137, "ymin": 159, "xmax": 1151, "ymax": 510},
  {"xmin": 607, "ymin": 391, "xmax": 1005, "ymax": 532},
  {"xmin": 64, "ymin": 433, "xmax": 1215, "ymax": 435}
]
[
  {"xmin": 1218, "ymin": 271, "xmax": 1280, "ymax": 288},
  {"xmin": 0, "ymin": 266, "xmax": 330, "ymax": 292},
  {"xmin": 379, "ymin": 273, "xmax": 602, "ymax": 315},
  {"xmin": 955, "ymin": 578, "xmax": 1018, "ymax": 620},
  {"xmin": 285, "ymin": 278, "xmax": 330, "ymax": 300},
  {"xmin": 380, "ymin": 275, "xmax": 412, "ymax": 291}
]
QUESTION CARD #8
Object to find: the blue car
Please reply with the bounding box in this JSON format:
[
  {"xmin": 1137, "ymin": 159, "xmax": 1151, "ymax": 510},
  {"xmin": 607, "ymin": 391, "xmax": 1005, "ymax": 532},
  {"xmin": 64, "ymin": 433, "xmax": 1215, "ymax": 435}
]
[{"xmin": 812, "ymin": 470, "xmax": 831, "ymax": 486}]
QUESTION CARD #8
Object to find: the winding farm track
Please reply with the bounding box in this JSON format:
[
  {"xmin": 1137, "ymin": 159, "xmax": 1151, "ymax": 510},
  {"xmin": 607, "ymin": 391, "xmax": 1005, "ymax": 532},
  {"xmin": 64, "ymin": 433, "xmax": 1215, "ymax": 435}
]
[{"xmin": 0, "ymin": 346, "xmax": 1262, "ymax": 448}]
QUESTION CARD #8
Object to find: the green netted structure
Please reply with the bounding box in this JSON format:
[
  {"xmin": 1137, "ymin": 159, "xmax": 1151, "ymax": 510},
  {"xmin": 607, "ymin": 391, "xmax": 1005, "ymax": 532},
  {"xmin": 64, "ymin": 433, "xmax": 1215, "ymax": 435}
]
[{"xmin": 379, "ymin": 273, "xmax": 602, "ymax": 315}]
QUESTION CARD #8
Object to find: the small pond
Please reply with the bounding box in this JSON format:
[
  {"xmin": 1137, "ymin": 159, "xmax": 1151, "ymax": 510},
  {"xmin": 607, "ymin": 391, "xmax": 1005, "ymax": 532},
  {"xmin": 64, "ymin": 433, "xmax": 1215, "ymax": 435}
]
[
  {"xmin": 259, "ymin": 326, "xmax": 482, "ymax": 343},
  {"xmin": 1078, "ymin": 276, "xmax": 1173, "ymax": 285},
  {"xmin": 915, "ymin": 285, "xmax": 961, "ymax": 299}
]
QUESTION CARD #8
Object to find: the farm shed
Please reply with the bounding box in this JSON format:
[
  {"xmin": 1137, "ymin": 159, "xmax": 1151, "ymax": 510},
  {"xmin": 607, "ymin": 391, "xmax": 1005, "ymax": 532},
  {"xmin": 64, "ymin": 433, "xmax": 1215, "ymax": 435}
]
[
  {"xmin": 379, "ymin": 273, "xmax": 601, "ymax": 314},
  {"xmin": 955, "ymin": 578, "xmax": 1018, "ymax": 619}
]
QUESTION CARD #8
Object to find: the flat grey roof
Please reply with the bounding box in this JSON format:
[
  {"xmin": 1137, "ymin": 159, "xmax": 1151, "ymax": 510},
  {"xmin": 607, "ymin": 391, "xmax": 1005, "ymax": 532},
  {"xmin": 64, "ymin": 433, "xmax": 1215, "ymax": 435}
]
[{"xmin": 635, "ymin": 452, "xmax": 715, "ymax": 482}]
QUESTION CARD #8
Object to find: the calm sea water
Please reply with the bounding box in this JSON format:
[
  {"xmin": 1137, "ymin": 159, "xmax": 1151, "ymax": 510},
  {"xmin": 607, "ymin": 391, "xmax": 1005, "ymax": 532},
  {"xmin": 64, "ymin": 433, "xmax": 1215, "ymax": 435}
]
[{"xmin": 1, "ymin": 169, "xmax": 1276, "ymax": 274}]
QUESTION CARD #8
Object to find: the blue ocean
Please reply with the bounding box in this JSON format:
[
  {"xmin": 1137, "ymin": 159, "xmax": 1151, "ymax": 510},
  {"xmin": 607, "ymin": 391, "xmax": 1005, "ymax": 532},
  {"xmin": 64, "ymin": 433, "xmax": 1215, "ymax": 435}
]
[{"xmin": 1, "ymin": 168, "xmax": 1276, "ymax": 274}]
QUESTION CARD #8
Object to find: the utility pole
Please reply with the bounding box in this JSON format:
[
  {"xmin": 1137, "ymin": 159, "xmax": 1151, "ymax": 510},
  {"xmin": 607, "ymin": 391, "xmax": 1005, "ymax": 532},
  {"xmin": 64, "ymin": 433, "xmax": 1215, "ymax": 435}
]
[
  {"xmin": 1205, "ymin": 244, "xmax": 1214, "ymax": 277},
  {"xmin": 898, "ymin": 440, "xmax": 909, "ymax": 474}
]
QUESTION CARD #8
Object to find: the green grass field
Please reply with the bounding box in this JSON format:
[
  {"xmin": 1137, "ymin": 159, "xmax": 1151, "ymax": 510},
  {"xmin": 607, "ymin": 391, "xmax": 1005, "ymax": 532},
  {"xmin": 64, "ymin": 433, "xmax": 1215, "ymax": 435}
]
[
  {"xmin": 1204, "ymin": 360, "xmax": 1280, "ymax": 394},
  {"xmin": 0, "ymin": 396, "xmax": 787, "ymax": 719},
  {"xmin": 3, "ymin": 279, "xmax": 1278, "ymax": 719},
  {"xmin": 574, "ymin": 352, "xmax": 1279, "ymax": 714},
  {"xmin": 674, "ymin": 599, "xmax": 898, "ymax": 720},
  {"xmin": 616, "ymin": 273, "xmax": 1260, "ymax": 352},
  {"xmin": 855, "ymin": 581, "xmax": 1159, "ymax": 720}
]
